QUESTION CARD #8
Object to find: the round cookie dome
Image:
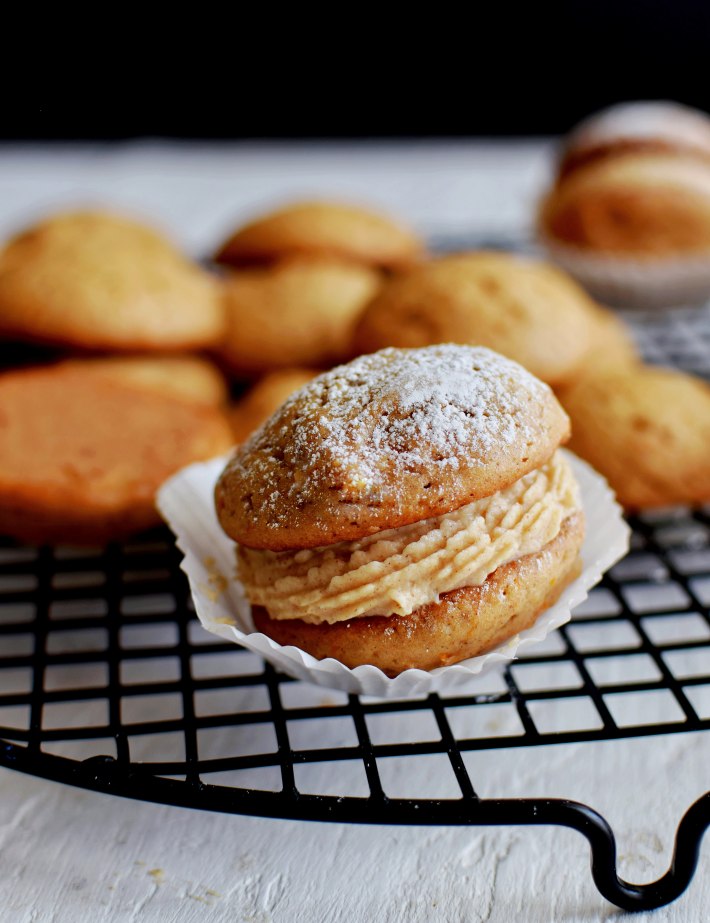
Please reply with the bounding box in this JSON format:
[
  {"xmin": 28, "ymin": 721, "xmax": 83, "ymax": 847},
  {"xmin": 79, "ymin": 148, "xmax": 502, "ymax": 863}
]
[
  {"xmin": 219, "ymin": 258, "xmax": 381, "ymax": 375},
  {"xmin": 560, "ymin": 364, "xmax": 710, "ymax": 510},
  {"xmin": 0, "ymin": 210, "xmax": 224, "ymax": 352},
  {"xmin": 215, "ymin": 344, "xmax": 570, "ymax": 550},
  {"xmin": 352, "ymin": 252, "xmax": 600, "ymax": 386},
  {"xmin": 215, "ymin": 200, "xmax": 424, "ymax": 270}
]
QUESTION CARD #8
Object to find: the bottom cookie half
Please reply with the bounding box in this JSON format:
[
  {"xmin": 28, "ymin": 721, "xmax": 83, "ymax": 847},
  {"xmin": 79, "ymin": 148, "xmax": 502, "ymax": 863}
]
[{"xmin": 252, "ymin": 511, "xmax": 585, "ymax": 676}]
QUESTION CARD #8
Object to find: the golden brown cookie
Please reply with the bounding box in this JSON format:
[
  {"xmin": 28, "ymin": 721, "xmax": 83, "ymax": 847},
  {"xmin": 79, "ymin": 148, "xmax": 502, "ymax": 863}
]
[
  {"xmin": 219, "ymin": 259, "xmax": 380, "ymax": 375},
  {"xmin": 559, "ymin": 364, "xmax": 710, "ymax": 510},
  {"xmin": 214, "ymin": 200, "xmax": 424, "ymax": 270},
  {"xmin": 63, "ymin": 356, "xmax": 229, "ymax": 407},
  {"xmin": 216, "ymin": 344, "xmax": 583, "ymax": 674},
  {"xmin": 352, "ymin": 252, "xmax": 600, "ymax": 387},
  {"xmin": 252, "ymin": 512, "xmax": 583, "ymax": 675},
  {"xmin": 230, "ymin": 368, "xmax": 317, "ymax": 443},
  {"xmin": 0, "ymin": 211, "xmax": 224, "ymax": 351},
  {"xmin": 0, "ymin": 363, "xmax": 234, "ymax": 544}
]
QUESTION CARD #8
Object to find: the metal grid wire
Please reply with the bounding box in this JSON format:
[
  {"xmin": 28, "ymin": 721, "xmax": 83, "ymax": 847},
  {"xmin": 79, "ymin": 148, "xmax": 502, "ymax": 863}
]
[
  {"xmin": 1, "ymin": 256, "xmax": 710, "ymax": 909},
  {"xmin": 1, "ymin": 506, "xmax": 710, "ymax": 788}
]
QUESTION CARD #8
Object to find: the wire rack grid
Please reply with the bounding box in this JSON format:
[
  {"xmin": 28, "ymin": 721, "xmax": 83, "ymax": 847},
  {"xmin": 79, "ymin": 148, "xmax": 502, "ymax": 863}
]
[{"xmin": 1, "ymin": 249, "xmax": 710, "ymax": 912}]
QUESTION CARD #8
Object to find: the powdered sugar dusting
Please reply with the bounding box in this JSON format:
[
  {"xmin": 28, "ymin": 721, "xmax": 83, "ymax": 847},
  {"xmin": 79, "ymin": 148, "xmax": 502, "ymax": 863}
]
[
  {"xmin": 218, "ymin": 345, "xmax": 560, "ymax": 543},
  {"xmin": 567, "ymin": 101, "xmax": 710, "ymax": 157},
  {"xmin": 308, "ymin": 345, "xmax": 541, "ymax": 482}
]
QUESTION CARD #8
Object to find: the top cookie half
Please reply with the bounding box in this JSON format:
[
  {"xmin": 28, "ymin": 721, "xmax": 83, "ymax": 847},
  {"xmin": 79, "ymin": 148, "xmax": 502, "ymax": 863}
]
[{"xmin": 215, "ymin": 345, "xmax": 570, "ymax": 550}]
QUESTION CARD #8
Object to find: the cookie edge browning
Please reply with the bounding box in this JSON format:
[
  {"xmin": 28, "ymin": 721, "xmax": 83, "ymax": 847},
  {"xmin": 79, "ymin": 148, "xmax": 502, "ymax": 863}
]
[{"xmin": 251, "ymin": 511, "xmax": 584, "ymax": 676}]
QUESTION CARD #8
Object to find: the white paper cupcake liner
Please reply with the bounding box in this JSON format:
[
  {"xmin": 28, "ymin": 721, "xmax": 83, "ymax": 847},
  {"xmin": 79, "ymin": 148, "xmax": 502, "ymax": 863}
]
[
  {"xmin": 542, "ymin": 239, "xmax": 710, "ymax": 310},
  {"xmin": 156, "ymin": 451, "xmax": 630, "ymax": 698}
]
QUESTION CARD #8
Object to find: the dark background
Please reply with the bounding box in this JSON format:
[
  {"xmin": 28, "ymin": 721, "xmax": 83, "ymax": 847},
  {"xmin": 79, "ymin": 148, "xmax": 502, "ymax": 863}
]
[{"xmin": 5, "ymin": 2, "xmax": 709, "ymax": 140}]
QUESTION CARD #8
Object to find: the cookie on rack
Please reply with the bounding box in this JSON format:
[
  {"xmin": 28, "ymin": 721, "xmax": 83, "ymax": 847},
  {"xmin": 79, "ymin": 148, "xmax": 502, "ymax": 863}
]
[
  {"xmin": 219, "ymin": 258, "xmax": 380, "ymax": 375},
  {"xmin": 0, "ymin": 211, "xmax": 224, "ymax": 351},
  {"xmin": 352, "ymin": 251, "xmax": 601, "ymax": 387},
  {"xmin": 230, "ymin": 368, "xmax": 317, "ymax": 443},
  {"xmin": 559, "ymin": 363, "xmax": 710, "ymax": 510},
  {"xmin": 215, "ymin": 344, "xmax": 584, "ymax": 675},
  {"xmin": 214, "ymin": 200, "xmax": 424, "ymax": 270},
  {"xmin": 539, "ymin": 101, "xmax": 710, "ymax": 306},
  {"xmin": 0, "ymin": 362, "xmax": 234, "ymax": 545}
]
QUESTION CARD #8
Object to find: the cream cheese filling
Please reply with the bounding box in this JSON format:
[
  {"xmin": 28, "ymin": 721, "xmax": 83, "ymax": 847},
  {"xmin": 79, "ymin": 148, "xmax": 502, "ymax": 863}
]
[{"xmin": 237, "ymin": 450, "xmax": 580, "ymax": 625}]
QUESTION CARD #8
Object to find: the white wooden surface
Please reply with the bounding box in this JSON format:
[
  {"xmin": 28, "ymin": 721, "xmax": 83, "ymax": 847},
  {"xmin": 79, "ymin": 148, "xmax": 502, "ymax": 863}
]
[{"xmin": 0, "ymin": 141, "xmax": 708, "ymax": 922}]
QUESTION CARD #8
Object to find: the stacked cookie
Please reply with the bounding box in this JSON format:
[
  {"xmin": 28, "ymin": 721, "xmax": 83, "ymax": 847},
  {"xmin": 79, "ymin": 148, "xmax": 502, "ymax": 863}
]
[
  {"xmin": 216, "ymin": 345, "xmax": 584, "ymax": 674},
  {"xmin": 0, "ymin": 211, "xmax": 234, "ymax": 544},
  {"xmin": 539, "ymin": 101, "xmax": 710, "ymax": 308},
  {"xmin": 217, "ymin": 200, "xmax": 425, "ymax": 437}
]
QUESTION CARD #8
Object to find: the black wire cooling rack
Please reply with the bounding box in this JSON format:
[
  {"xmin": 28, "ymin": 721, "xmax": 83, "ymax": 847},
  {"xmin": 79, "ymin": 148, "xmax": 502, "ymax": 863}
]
[{"xmin": 2, "ymin": 252, "xmax": 710, "ymax": 913}]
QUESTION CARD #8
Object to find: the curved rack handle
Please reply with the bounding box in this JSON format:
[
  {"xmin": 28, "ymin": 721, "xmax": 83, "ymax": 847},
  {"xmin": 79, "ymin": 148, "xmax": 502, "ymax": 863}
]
[{"xmin": 503, "ymin": 793, "xmax": 710, "ymax": 912}]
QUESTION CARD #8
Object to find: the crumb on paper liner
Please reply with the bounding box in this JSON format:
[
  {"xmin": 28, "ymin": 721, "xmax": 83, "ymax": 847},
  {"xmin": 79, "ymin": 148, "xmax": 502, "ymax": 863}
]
[{"xmin": 156, "ymin": 451, "xmax": 630, "ymax": 698}]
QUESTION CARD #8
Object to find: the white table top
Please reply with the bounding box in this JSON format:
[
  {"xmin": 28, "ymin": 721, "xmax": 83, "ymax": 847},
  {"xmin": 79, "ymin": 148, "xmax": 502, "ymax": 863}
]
[{"xmin": 0, "ymin": 140, "xmax": 708, "ymax": 922}]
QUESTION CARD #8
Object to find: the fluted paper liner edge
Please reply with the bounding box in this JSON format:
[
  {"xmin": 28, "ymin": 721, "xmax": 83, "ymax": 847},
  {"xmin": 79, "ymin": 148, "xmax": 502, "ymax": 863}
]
[{"xmin": 157, "ymin": 450, "xmax": 630, "ymax": 698}]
